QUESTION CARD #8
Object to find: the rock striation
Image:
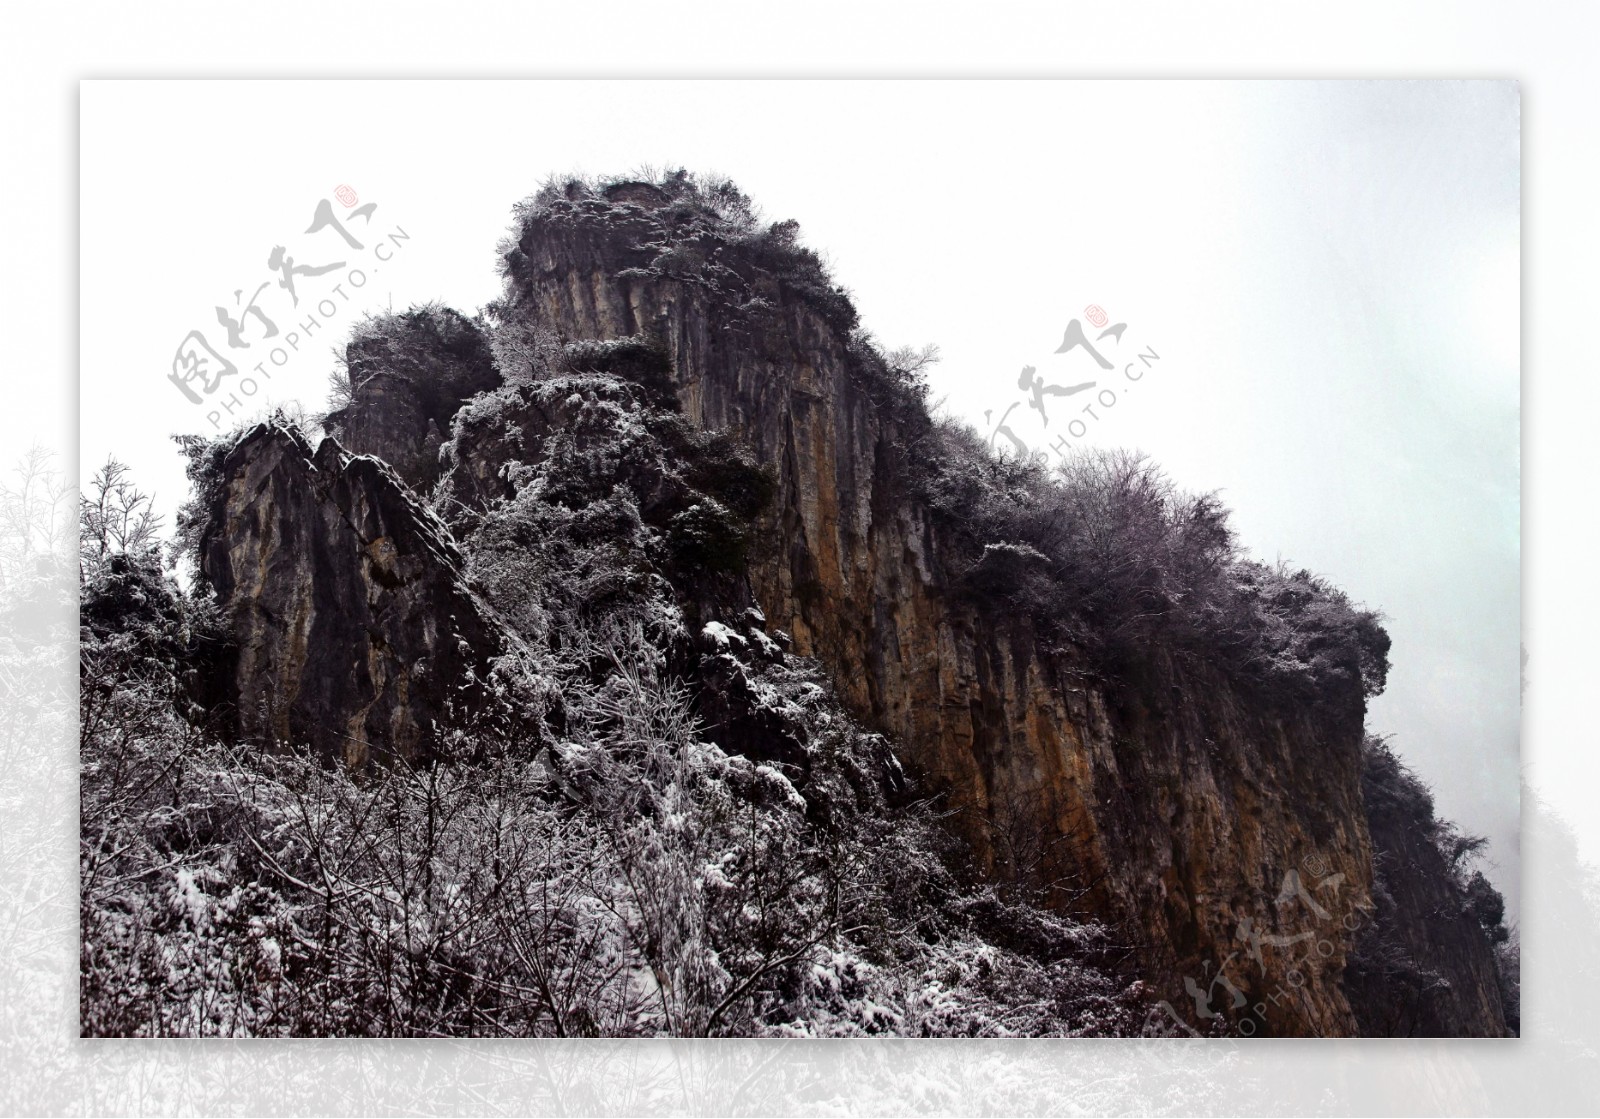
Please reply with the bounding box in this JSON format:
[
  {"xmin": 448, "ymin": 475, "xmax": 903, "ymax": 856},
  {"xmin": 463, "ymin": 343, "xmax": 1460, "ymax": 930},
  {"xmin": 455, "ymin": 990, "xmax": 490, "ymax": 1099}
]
[{"xmin": 198, "ymin": 421, "xmax": 510, "ymax": 767}]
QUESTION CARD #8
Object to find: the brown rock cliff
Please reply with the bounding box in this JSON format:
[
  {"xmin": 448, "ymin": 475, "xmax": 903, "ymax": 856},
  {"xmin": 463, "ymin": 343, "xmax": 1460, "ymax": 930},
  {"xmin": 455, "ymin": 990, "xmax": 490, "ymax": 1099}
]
[{"xmin": 492, "ymin": 184, "xmax": 1379, "ymax": 1035}]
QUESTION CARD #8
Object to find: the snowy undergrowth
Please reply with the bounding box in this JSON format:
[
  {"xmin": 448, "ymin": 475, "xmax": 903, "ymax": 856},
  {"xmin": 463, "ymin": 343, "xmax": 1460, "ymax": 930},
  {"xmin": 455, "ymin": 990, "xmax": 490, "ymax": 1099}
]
[{"xmin": 78, "ymin": 364, "xmax": 1148, "ymax": 1037}]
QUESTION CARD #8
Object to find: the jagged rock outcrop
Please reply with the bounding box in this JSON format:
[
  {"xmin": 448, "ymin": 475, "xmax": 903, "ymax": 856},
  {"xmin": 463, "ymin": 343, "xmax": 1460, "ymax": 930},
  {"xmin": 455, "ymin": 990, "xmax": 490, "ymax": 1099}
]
[
  {"xmin": 325, "ymin": 306, "xmax": 501, "ymax": 493},
  {"xmin": 491, "ymin": 180, "xmax": 1380, "ymax": 1035},
  {"xmin": 197, "ymin": 422, "xmax": 511, "ymax": 766}
]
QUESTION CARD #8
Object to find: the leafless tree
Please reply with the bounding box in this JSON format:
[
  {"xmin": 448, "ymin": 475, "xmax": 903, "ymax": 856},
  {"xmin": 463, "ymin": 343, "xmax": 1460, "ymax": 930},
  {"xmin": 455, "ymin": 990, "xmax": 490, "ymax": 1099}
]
[
  {"xmin": 79, "ymin": 455, "xmax": 162, "ymax": 581},
  {"xmin": 0, "ymin": 446, "xmax": 72, "ymax": 597}
]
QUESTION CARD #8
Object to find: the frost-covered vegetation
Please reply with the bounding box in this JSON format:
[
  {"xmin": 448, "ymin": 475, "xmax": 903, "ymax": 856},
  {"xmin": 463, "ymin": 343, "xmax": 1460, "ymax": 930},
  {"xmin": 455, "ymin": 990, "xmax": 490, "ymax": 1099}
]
[
  {"xmin": 1346, "ymin": 735, "xmax": 1517, "ymax": 1036},
  {"xmin": 80, "ymin": 612, "xmax": 1144, "ymax": 1036},
  {"xmin": 79, "ymin": 358, "xmax": 1147, "ymax": 1036},
  {"xmin": 919, "ymin": 427, "xmax": 1392, "ymax": 705},
  {"xmin": 326, "ymin": 303, "xmax": 498, "ymax": 419}
]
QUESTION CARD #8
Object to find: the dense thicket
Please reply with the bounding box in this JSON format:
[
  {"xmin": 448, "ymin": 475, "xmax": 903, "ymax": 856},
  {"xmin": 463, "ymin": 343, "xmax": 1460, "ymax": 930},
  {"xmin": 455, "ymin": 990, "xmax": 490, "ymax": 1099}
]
[{"xmin": 79, "ymin": 366, "xmax": 1147, "ymax": 1036}]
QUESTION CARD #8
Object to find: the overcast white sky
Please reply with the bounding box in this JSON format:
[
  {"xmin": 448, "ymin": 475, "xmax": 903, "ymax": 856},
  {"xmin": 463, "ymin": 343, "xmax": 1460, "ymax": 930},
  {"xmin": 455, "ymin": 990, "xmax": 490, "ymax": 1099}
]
[{"xmin": 79, "ymin": 79, "xmax": 1520, "ymax": 906}]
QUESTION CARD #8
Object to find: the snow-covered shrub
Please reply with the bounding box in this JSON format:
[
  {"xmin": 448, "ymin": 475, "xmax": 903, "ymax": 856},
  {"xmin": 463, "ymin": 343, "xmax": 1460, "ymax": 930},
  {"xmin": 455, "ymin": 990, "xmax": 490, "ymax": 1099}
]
[
  {"xmin": 81, "ymin": 591, "xmax": 1145, "ymax": 1036},
  {"xmin": 922, "ymin": 425, "xmax": 1389, "ymax": 705},
  {"xmin": 442, "ymin": 369, "xmax": 772, "ymax": 603},
  {"xmin": 337, "ymin": 304, "xmax": 497, "ymax": 417}
]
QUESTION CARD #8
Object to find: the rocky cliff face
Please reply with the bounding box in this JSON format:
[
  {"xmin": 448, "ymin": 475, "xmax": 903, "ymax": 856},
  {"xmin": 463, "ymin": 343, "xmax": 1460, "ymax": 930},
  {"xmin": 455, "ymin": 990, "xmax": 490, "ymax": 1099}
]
[
  {"xmin": 196, "ymin": 422, "xmax": 513, "ymax": 767},
  {"xmin": 485, "ymin": 181, "xmax": 1375, "ymax": 1036},
  {"xmin": 190, "ymin": 173, "xmax": 1510, "ymax": 1036}
]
